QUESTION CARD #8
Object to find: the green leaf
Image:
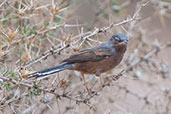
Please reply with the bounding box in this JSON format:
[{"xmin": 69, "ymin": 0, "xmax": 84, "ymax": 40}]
[
  {"xmin": 14, "ymin": 1, "xmax": 19, "ymax": 8},
  {"xmin": 4, "ymin": 82, "xmax": 12, "ymax": 90},
  {"xmin": 22, "ymin": 26, "xmax": 37, "ymax": 36},
  {"xmin": 29, "ymin": 91, "xmax": 33, "ymax": 98},
  {"xmin": 112, "ymin": 5, "xmax": 121, "ymax": 12},
  {"xmin": 34, "ymin": 91, "xmax": 40, "ymax": 96},
  {"xmin": 3, "ymin": 70, "xmax": 10, "ymax": 77},
  {"xmin": 0, "ymin": 13, "xmax": 10, "ymax": 25},
  {"xmin": 55, "ymin": 15, "xmax": 62, "ymax": 23},
  {"xmin": 33, "ymin": 83, "xmax": 41, "ymax": 89},
  {"xmin": 11, "ymin": 71, "xmax": 16, "ymax": 78},
  {"xmin": 29, "ymin": 90, "xmax": 41, "ymax": 98},
  {"xmin": 96, "ymin": 9, "xmax": 107, "ymax": 16}
]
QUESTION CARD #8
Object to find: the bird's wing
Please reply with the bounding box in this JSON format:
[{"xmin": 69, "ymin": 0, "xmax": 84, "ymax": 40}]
[{"xmin": 62, "ymin": 47, "xmax": 113, "ymax": 64}]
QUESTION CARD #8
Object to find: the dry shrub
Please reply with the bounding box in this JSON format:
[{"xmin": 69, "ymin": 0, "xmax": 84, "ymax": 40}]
[{"xmin": 0, "ymin": 0, "xmax": 171, "ymax": 114}]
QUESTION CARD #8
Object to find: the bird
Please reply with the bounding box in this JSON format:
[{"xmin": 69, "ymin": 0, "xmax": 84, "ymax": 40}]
[{"xmin": 27, "ymin": 33, "xmax": 128, "ymax": 93}]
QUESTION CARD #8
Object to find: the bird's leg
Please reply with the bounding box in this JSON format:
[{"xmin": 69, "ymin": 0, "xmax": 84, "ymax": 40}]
[
  {"xmin": 81, "ymin": 72, "xmax": 91, "ymax": 94},
  {"xmin": 96, "ymin": 73, "xmax": 113, "ymax": 77}
]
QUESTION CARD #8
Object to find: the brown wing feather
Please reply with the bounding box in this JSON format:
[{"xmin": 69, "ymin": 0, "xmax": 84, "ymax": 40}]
[{"xmin": 62, "ymin": 48, "xmax": 112, "ymax": 64}]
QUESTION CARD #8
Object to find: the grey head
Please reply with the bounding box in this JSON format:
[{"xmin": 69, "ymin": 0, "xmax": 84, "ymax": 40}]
[{"xmin": 107, "ymin": 33, "xmax": 128, "ymax": 47}]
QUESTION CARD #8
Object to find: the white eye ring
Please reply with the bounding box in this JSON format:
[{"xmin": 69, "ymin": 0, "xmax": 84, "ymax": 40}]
[{"xmin": 114, "ymin": 37, "xmax": 120, "ymax": 43}]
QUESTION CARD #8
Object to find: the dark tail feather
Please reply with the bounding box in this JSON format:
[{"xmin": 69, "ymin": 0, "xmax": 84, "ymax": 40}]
[{"xmin": 27, "ymin": 63, "xmax": 72, "ymax": 80}]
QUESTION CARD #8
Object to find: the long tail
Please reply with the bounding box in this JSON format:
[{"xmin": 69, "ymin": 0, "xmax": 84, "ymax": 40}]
[{"xmin": 27, "ymin": 63, "xmax": 72, "ymax": 80}]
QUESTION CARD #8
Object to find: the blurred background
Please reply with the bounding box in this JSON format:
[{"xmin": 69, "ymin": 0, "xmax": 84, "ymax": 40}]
[{"xmin": 0, "ymin": 0, "xmax": 171, "ymax": 114}]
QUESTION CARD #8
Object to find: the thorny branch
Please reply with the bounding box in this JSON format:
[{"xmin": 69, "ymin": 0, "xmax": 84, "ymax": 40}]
[{"xmin": 22, "ymin": 10, "xmax": 141, "ymax": 68}]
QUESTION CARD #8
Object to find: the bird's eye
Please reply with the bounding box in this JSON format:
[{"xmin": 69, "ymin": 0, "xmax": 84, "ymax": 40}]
[{"xmin": 114, "ymin": 37, "xmax": 120, "ymax": 43}]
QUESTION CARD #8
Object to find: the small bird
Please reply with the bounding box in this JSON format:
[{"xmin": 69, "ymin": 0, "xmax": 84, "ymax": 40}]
[{"xmin": 27, "ymin": 33, "xmax": 128, "ymax": 93}]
